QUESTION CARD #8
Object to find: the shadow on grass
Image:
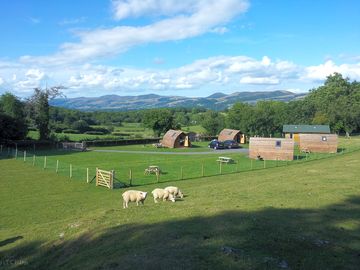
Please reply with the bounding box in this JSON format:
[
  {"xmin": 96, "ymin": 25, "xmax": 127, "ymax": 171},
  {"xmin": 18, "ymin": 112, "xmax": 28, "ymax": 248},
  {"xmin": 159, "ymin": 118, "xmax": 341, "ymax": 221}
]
[{"xmin": 2, "ymin": 196, "xmax": 360, "ymax": 270}]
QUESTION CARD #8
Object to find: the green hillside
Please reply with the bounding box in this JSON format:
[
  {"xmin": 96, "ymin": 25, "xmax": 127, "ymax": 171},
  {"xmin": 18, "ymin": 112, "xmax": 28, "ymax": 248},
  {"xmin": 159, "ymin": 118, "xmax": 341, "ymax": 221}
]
[{"xmin": 1, "ymin": 146, "xmax": 360, "ymax": 269}]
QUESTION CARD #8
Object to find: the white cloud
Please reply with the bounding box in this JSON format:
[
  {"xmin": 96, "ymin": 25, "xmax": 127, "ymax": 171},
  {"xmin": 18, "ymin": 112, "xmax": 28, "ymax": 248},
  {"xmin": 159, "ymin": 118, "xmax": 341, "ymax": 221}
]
[
  {"xmin": 58, "ymin": 17, "xmax": 86, "ymax": 26},
  {"xmin": 210, "ymin": 26, "xmax": 229, "ymax": 34},
  {"xmin": 240, "ymin": 76, "xmax": 279, "ymax": 85},
  {"xmin": 20, "ymin": 0, "xmax": 249, "ymax": 66},
  {"xmin": 112, "ymin": 0, "xmax": 198, "ymax": 19},
  {"xmin": 28, "ymin": 17, "xmax": 41, "ymax": 24},
  {"xmin": 304, "ymin": 60, "xmax": 360, "ymax": 81},
  {"xmin": 0, "ymin": 77, "xmax": 4, "ymax": 86},
  {"xmin": 2, "ymin": 55, "xmax": 360, "ymax": 97}
]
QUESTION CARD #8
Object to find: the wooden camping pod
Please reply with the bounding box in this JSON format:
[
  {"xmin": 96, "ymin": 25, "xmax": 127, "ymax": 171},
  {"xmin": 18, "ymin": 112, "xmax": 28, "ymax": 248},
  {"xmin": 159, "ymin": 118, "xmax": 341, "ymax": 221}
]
[
  {"xmin": 249, "ymin": 137, "xmax": 294, "ymax": 161},
  {"xmin": 299, "ymin": 133, "xmax": 338, "ymax": 153},
  {"xmin": 218, "ymin": 129, "xmax": 246, "ymax": 144},
  {"xmin": 161, "ymin": 130, "xmax": 191, "ymax": 148}
]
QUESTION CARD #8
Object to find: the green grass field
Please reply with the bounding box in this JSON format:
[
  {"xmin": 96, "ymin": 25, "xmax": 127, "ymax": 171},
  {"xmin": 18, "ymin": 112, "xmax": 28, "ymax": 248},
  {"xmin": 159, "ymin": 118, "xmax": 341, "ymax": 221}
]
[
  {"xmin": 27, "ymin": 123, "xmax": 206, "ymax": 142},
  {"xmin": 8, "ymin": 136, "xmax": 357, "ymax": 187},
  {"xmin": 1, "ymin": 140, "xmax": 360, "ymax": 269}
]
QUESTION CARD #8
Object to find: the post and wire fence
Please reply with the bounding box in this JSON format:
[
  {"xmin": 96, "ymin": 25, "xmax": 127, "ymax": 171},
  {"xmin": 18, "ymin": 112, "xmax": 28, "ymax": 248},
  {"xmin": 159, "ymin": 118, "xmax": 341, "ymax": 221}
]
[{"xmin": 0, "ymin": 143, "xmax": 359, "ymax": 188}]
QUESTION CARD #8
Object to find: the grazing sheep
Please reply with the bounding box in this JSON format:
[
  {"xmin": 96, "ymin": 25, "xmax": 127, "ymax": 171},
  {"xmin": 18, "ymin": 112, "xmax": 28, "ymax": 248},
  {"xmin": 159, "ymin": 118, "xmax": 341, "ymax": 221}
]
[
  {"xmin": 122, "ymin": 190, "xmax": 147, "ymax": 208},
  {"xmin": 151, "ymin": 188, "xmax": 175, "ymax": 203},
  {"xmin": 164, "ymin": 186, "xmax": 184, "ymax": 199}
]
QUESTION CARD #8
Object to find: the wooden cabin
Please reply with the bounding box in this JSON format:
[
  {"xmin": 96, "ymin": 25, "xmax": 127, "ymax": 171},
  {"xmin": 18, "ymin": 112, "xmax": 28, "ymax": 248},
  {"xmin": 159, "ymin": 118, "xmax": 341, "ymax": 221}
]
[
  {"xmin": 218, "ymin": 129, "xmax": 246, "ymax": 144},
  {"xmin": 249, "ymin": 137, "xmax": 294, "ymax": 161},
  {"xmin": 161, "ymin": 130, "xmax": 191, "ymax": 148},
  {"xmin": 283, "ymin": 125, "xmax": 330, "ymax": 144},
  {"xmin": 299, "ymin": 133, "xmax": 338, "ymax": 153}
]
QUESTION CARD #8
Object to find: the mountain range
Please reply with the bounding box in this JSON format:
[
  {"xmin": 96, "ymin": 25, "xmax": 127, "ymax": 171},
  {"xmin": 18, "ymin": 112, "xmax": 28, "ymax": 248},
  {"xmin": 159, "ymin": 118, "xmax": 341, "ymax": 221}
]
[{"xmin": 50, "ymin": 90, "xmax": 306, "ymax": 111}]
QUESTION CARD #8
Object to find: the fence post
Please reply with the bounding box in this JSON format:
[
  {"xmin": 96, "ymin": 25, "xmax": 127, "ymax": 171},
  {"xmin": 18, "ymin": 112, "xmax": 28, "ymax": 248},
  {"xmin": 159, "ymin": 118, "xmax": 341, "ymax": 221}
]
[
  {"xmin": 87, "ymin": 168, "xmax": 89, "ymax": 183},
  {"xmin": 0, "ymin": 145, "xmax": 2, "ymax": 154},
  {"xmin": 180, "ymin": 167, "xmax": 183, "ymax": 180},
  {"xmin": 7, "ymin": 147, "xmax": 10, "ymax": 157},
  {"xmin": 33, "ymin": 155, "xmax": 36, "ymax": 166},
  {"xmin": 220, "ymin": 162, "xmax": 222, "ymax": 174},
  {"xmin": 251, "ymin": 159, "xmax": 253, "ymax": 170},
  {"xmin": 15, "ymin": 148, "xmax": 18, "ymax": 159},
  {"xmin": 276, "ymin": 158, "xmax": 278, "ymax": 167},
  {"xmin": 44, "ymin": 156, "xmax": 47, "ymax": 169},
  {"xmin": 201, "ymin": 164, "xmax": 204, "ymax": 177},
  {"xmin": 129, "ymin": 169, "xmax": 132, "ymax": 183},
  {"xmin": 56, "ymin": 160, "xmax": 59, "ymax": 173},
  {"xmin": 70, "ymin": 164, "xmax": 72, "ymax": 179},
  {"xmin": 263, "ymin": 160, "xmax": 266, "ymax": 169},
  {"xmin": 24, "ymin": 151, "xmax": 26, "ymax": 162},
  {"xmin": 156, "ymin": 170, "xmax": 159, "ymax": 183}
]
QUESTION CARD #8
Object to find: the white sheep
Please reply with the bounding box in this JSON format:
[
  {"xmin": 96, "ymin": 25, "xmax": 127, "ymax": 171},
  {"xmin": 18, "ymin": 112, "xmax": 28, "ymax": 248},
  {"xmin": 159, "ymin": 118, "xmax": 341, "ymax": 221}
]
[
  {"xmin": 151, "ymin": 188, "xmax": 175, "ymax": 203},
  {"xmin": 164, "ymin": 186, "xmax": 184, "ymax": 199},
  {"xmin": 122, "ymin": 190, "xmax": 147, "ymax": 208}
]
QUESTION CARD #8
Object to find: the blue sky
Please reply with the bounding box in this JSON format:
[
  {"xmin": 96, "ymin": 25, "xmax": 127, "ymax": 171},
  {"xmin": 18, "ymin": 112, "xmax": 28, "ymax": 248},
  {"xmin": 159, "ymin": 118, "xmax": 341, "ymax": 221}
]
[{"xmin": 0, "ymin": 0, "xmax": 359, "ymax": 97}]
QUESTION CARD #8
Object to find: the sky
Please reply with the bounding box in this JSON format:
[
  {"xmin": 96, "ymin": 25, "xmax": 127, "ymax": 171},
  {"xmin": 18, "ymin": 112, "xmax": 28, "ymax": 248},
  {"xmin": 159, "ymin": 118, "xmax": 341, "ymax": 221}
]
[{"xmin": 0, "ymin": 0, "xmax": 359, "ymax": 98}]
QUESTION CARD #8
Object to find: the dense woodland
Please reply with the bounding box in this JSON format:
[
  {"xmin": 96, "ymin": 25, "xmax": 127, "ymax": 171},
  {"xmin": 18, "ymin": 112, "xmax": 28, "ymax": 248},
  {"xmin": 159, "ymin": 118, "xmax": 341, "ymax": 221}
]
[{"xmin": 0, "ymin": 73, "xmax": 359, "ymax": 142}]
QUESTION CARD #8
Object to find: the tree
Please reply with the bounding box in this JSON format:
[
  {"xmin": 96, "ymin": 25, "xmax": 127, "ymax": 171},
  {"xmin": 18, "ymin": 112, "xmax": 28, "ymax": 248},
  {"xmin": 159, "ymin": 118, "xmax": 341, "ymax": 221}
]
[
  {"xmin": 142, "ymin": 109, "xmax": 177, "ymax": 137},
  {"xmin": 305, "ymin": 73, "xmax": 360, "ymax": 134},
  {"xmin": 0, "ymin": 92, "xmax": 28, "ymax": 140},
  {"xmin": 72, "ymin": 120, "xmax": 90, "ymax": 133},
  {"xmin": 201, "ymin": 111, "xmax": 225, "ymax": 135},
  {"xmin": 226, "ymin": 102, "xmax": 254, "ymax": 134},
  {"xmin": 28, "ymin": 86, "xmax": 64, "ymax": 140},
  {"xmin": 0, "ymin": 113, "xmax": 28, "ymax": 140}
]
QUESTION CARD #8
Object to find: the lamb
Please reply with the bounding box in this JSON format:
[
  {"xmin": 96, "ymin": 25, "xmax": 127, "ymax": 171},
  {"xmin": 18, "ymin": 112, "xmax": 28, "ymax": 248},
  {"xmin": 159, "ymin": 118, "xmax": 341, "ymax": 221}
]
[
  {"xmin": 151, "ymin": 188, "xmax": 175, "ymax": 203},
  {"xmin": 122, "ymin": 190, "xmax": 147, "ymax": 208},
  {"xmin": 164, "ymin": 186, "xmax": 184, "ymax": 199}
]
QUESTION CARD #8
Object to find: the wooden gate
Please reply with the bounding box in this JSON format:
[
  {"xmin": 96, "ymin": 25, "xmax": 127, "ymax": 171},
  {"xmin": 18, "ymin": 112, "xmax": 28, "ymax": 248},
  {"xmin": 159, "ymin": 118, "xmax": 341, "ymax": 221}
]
[{"xmin": 96, "ymin": 168, "xmax": 114, "ymax": 189}]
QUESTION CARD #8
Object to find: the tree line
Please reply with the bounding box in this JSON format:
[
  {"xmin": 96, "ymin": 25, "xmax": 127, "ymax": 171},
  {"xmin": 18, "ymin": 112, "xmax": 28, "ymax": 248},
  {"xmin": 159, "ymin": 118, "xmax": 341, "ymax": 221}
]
[{"xmin": 0, "ymin": 73, "xmax": 359, "ymax": 142}]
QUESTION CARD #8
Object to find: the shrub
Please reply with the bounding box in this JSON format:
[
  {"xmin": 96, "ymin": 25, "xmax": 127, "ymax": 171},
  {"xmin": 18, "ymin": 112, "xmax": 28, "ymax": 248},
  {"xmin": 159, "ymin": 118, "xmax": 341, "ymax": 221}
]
[
  {"xmin": 63, "ymin": 129, "xmax": 80, "ymax": 134},
  {"xmin": 84, "ymin": 131, "xmax": 104, "ymax": 135},
  {"xmin": 111, "ymin": 132, "xmax": 128, "ymax": 136}
]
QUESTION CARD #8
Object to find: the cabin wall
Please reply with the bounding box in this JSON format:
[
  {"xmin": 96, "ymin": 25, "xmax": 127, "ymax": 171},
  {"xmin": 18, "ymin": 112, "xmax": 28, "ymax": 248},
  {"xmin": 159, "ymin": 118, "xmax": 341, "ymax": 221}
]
[
  {"xmin": 299, "ymin": 134, "xmax": 338, "ymax": 153},
  {"xmin": 249, "ymin": 137, "xmax": 294, "ymax": 161}
]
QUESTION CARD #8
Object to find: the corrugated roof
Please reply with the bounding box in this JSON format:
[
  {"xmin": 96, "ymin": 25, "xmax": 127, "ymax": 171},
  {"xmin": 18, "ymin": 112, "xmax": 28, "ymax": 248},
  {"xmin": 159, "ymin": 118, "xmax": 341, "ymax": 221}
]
[{"xmin": 283, "ymin": 125, "xmax": 330, "ymax": 133}]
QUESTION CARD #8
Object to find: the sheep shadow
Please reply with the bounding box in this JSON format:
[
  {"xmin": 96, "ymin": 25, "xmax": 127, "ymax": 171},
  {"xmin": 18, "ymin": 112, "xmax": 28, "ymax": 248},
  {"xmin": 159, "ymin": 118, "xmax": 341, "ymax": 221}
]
[{"xmin": 2, "ymin": 196, "xmax": 360, "ymax": 270}]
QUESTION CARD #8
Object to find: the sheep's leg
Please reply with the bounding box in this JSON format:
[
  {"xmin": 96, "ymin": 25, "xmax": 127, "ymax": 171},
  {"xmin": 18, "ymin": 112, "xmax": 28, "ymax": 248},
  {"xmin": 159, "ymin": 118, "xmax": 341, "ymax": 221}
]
[{"xmin": 154, "ymin": 197, "xmax": 158, "ymax": 203}]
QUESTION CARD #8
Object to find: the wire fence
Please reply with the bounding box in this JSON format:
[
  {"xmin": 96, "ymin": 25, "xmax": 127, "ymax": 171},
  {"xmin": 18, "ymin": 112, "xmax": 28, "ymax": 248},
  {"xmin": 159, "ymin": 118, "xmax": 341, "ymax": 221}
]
[{"xmin": 0, "ymin": 144, "xmax": 359, "ymax": 189}]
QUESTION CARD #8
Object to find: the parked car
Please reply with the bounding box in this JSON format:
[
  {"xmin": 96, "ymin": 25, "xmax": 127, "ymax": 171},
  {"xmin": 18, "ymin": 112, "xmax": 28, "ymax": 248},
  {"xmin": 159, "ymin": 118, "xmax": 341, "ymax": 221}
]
[
  {"xmin": 208, "ymin": 140, "xmax": 225, "ymax": 150},
  {"xmin": 223, "ymin": 140, "xmax": 239, "ymax": 149}
]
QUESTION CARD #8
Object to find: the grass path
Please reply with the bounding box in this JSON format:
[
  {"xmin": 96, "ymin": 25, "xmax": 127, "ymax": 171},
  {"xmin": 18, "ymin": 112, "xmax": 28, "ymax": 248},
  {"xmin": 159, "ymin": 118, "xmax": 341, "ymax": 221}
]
[{"xmin": 0, "ymin": 150, "xmax": 360, "ymax": 269}]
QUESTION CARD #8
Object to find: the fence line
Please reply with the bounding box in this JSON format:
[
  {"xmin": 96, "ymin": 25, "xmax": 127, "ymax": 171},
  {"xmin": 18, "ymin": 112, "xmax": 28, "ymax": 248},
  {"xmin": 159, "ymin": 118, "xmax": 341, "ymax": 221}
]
[{"xmin": 1, "ymin": 145, "xmax": 360, "ymax": 188}]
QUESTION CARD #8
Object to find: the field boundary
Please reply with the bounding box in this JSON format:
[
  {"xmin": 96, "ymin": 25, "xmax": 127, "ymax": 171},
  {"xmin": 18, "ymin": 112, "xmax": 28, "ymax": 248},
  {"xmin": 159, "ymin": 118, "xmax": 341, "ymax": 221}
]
[{"xmin": 1, "ymin": 143, "xmax": 359, "ymax": 188}]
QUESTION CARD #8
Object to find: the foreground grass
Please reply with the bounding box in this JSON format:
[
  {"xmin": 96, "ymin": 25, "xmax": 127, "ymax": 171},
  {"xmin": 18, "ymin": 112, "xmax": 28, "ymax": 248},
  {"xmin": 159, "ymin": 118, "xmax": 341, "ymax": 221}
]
[{"xmin": 0, "ymin": 149, "xmax": 360, "ymax": 269}]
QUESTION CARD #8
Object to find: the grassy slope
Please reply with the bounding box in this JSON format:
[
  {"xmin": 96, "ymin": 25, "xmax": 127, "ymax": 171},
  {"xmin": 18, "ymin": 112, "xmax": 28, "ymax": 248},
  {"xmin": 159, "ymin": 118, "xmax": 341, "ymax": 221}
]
[
  {"xmin": 27, "ymin": 124, "xmax": 204, "ymax": 142},
  {"xmin": 1, "ymin": 149, "xmax": 360, "ymax": 269}
]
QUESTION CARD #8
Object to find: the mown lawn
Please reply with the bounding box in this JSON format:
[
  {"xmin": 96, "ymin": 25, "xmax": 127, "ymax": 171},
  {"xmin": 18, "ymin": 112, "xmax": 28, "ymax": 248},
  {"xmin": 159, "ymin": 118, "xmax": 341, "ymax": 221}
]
[{"xmin": 0, "ymin": 146, "xmax": 360, "ymax": 269}]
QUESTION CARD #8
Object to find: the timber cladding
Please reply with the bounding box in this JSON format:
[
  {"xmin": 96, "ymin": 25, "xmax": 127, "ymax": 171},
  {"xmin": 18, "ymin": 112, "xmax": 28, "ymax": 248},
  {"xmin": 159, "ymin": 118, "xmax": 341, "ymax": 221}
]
[
  {"xmin": 249, "ymin": 137, "xmax": 294, "ymax": 161},
  {"xmin": 218, "ymin": 129, "xmax": 246, "ymax": 144},
  {"xmin": 161, "ymin": 130, "xmax": 190, "ymax": 148},
  {"xmin": 299, "ymin": 134, "xmax": 338, "ymax": 153}
]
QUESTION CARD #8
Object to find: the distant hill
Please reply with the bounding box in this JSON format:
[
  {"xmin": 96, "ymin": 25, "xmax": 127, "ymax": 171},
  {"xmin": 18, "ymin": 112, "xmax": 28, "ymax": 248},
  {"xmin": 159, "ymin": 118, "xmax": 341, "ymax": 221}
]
[{"xmin": 50, "ymin": 90, "xmax": 306, "ymax": 111}]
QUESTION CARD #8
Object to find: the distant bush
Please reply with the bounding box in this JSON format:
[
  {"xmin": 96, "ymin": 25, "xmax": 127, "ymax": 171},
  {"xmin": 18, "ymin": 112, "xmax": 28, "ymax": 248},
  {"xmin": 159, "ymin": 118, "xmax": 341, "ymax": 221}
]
[
  {"xmin": 28, "ymin": 126, "xmax": 38, "ymax": 131},
  {"xmin": 63, "ymin": 129, "xmax": 80, "ymax": 134},
  {"xmin": 56, "ymin": 134, "xmax": 71, "ymax": 142},
  {"xmin": 92, "ymin": 127, "xmax": 111, "ymax": 134},
  {"xmin": 84, "ymin": 131, "xmax": 104, "ymax": 135},
  {"xmin": 111, "ymin": 132, "xmax": 128, "ymax": 136}
]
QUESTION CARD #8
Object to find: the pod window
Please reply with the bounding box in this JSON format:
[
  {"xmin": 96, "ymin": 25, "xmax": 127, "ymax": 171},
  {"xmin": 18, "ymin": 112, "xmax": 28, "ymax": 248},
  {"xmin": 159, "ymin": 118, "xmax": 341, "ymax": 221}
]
[
  {"xmin": 276, "ymin": 140, "xmax": 282, "ymax": 147},
  {"xmin": 322, "ymin": 136, "xmax": 327, "ymax": 141}
]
